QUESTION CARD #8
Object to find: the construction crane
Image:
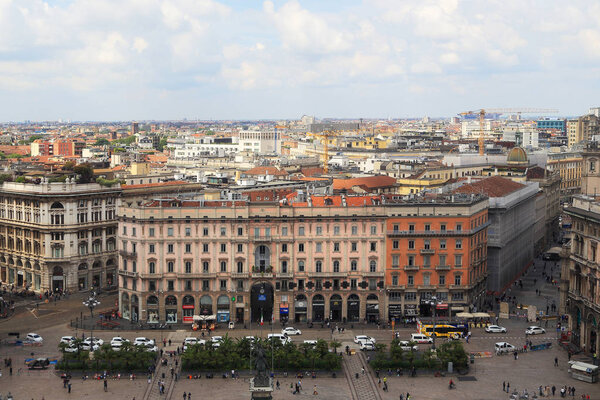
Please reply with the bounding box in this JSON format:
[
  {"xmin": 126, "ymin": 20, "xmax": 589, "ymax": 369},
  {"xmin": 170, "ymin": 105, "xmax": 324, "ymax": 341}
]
[
  {"xmin": 312, "ymin": 130, "xmax": 340, "ymax": 174},
  {"xmin": 459, "ymin": 108, "xmax": 558, "ymax": 155}
]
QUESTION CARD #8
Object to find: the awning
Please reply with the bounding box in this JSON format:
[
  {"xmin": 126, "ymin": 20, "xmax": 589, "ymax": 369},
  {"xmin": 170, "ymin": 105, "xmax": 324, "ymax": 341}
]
[
  {"xmin": 456, "ymin": 312, "xmax": 473, "ymax": 319},
  {"xmin": 472, "ymin": 312, "xmax": 490, "ymax": 318},
  {"xmin": 570, "ymin": 361, "xmax": 598, "ymax": 373},
  {"xmin": 451, "ymin": 306, "xmax": 465, "ymax": 311},
  {"xmin": 193, "ymin": 314, "xmax": 216, "ymax": 321}
]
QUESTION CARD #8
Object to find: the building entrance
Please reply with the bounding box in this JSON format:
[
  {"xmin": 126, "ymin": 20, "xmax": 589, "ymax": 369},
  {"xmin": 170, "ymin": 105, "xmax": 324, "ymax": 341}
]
[{"xmin": 251, "ymin": 282, "xmax": 274, "ymax": 323}]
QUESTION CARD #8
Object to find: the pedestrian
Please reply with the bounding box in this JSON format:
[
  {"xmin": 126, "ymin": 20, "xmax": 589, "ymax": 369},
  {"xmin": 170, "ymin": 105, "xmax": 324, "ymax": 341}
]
[
  {"xmin": 361, "ymin": 367, "xmax": 365, "ymax": 375},
  {"xmin": 168, "ymin": 339, "xmax": 172, "ymax": 346},
  {"xmin": 104, "ymin": 378, "xmax": 108, "ymax": 392},
  {"xmin": 552, "ymin": 385, "xmax": 556, "ymax": 396},
  {"xmin": 183, "ymin": 392, "xmax": 186, "ymax": 400},
  {"xmin": 276, "ymin": 380, "xmax": 280, "ymax": 389},
  {"xmin": 555, "ymin": 357, "xmax": 559, "ymax": 367},
  {"xmin": 503, "ymin": 381, "xmax": 506, "ymax": 392},
  {"xmin": 68, "ymin": 382, "xmax": 71, "ymax": 393},
  {"xmin": 188, "ymin": 392, "xmax": 191, "ymax": 400},
  {"xmin": 313, "ymin": 385, "xmax": 318, "ymax": 395},
  {"xmin": 507, "ymin": 382, "xmax": 510, "ymax": 393}
]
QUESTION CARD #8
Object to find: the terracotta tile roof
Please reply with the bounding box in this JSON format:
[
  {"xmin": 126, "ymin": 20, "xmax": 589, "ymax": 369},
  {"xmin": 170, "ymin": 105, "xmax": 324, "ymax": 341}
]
[
  {"xmin": 300, "ymin": 167, "xmax": 324, "ymax": 177},
  {"xmin": 526, "ymin": 166, "xmax": 546, "ymax": 180},
  {"xmin": 453, "ymin": 176, "xmax": 525, "ymax": 197},
  {"xmin": 333, "ymin": 175, "xmax": 397, "ymax": 192},
  {"xmin": 122, "ymin": 180, "xmax": 187, "ymax": 190},
  {"xmin": 244, "ymin": 166, "xmax": 289, "ymax": 176}
]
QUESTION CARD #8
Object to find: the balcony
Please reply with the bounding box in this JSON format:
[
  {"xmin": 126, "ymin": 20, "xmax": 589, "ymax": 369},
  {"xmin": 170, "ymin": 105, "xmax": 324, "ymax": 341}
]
[
  {"xmin": 178, "ymin": 273, "xmax": 213, "ymax": 278},
  {"xmin": 119, "ymin": 250, "xmax": 137, "ymax": 259},
  {"xmin": 420, "ymin": 248, "xmax": 435, "ymax": 255},
  {"xmin": 364, "ymin": 271, "xmax": 385, "ymax": 277},
  {"xmin": 278, "ymin": 272, "xmax": 293, "ymax": 278},
  {"xmin": 252, "ymin": 235, "xmax": 273, "ymax": 242},
  {"xmin": 449, "ymin": 284, "xmax": 467, "ymax": 290},
  {"xmin": 118, "ymin": 270, "xmax": 138, "ymax": 278},
  {"xmin": 404, "ymin": 265, "xmax": 420, "ymax": 271},
  {"xmin": 435, "ymin": 265, "xmax": 451, "ymax": 271},
  {"xmin": 232, "ymin": 272, "xmax": 249, "ymax": 278},
  {"xmin": 140, "ymin": 273, "xmax": 163, "ymax": 279},
  {"xmin": 251, "ymin": 271, "xmax": 273, "ymax": 278}
]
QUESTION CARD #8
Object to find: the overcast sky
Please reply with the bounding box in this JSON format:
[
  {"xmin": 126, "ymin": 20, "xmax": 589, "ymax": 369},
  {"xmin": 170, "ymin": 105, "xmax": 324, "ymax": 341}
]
[{"xmin": 0, "ymin": 0, "xmax": 598, "ymax": 121}]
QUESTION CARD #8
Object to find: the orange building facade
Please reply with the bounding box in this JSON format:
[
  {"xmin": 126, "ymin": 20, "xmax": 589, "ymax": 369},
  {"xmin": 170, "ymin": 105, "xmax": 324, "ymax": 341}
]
[{"xmin": 385, "ymin": 194, "xmax": 489, "ymax": 321}]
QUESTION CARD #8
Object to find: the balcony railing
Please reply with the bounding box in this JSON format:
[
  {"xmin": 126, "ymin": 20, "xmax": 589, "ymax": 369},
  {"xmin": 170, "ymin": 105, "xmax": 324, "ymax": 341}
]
[
  {"xmin": 404, "ymin": 265, "xmax": 420, "ymax": 271},
  {"xmin": 435, "ymin": 265, "xmax": 451, "ymax": 271},
  {"xmin": 251, "ymin": 271, "xmax": 273, "ymax": 278},
  {"xmin": 420, "ymin": 248, "xmax": 435, "ymax": 255},
  {"xmin": 118, "ymin": 270, "xmax": 138, "ymax": 278},
  {"xmin": 231, "ymin": 272, "xmax": 249, "ymax": 278},
  {"xmin": 252, "ymin": 235, "xmax": 273, "ymax": 242}
]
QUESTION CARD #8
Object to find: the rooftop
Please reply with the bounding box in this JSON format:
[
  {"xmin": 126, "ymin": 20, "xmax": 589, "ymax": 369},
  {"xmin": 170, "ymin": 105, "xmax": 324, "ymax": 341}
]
[{"xmin": 453, "ymin": 176, "xmax": 526, "ymax": 198}]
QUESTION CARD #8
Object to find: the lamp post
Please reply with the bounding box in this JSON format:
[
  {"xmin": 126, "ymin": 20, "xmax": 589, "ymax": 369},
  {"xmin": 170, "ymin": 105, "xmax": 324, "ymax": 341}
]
[
  {"xmin": 83, "ymin": 291, "xmax": 100, "ymax": 318},
  {"xmin": 426, "ymin": 295, "xmax": 441, "ymax": 350}
]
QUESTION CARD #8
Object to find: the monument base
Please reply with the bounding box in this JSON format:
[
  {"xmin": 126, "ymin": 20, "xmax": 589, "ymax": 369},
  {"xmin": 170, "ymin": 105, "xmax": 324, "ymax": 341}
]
[{"xmin": 250, "ymin": 377, "xmax": 273, "ymax": 400}]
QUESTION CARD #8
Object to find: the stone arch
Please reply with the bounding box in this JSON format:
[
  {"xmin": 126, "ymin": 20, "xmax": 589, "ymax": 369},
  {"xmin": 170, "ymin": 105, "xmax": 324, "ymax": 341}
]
[
  {"xmin": 50, "ymin": 202, "xmax": 64, "ymax": 209},
  {"xmin": 347, "ymin": 293, "xmax": 360, "ymax": 322},
  {"xmin": 330, "ymin": 294, "xmax": 342, "ymax": 322},
  {"xmin": 121, "ymin": 292, "xmax": 131, "ymax": 320},
  {"xmin": 312, "ymin": 294, "xmax": 325, "ymax": 322},
  {"xmin": 200, "ymin": 295, "xmax": 213, "ymax": 316}
]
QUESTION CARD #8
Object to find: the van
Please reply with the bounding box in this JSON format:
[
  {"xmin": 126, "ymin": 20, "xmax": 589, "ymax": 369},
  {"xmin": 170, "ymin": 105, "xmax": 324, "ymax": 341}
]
[
  {"xmin": 410, "ymin": 334, "xmax": 433, "ymax": 344},
  {"xmin": 267, "ymin": 333, "xmax": 290, "ymax": 344},
  {"xmin": 495, "ymin": 342, "xmax": 516, "ymax": 355}
]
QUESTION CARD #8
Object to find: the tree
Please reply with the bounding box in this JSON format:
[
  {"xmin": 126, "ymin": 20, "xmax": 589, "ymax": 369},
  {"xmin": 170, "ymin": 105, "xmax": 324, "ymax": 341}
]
[
  {"xmin": 330, "ymin": 340, "xmax": 342, "ymax": 354},
  {"xmin": 15, "ymin": 176, "xmax": 26, "ymax": 183},
  {"xmin": 157, "ymin": 137, "xmax": 168, "ymax": 151},
  {"xmin": 94, "ymin": 138, "xmax": 110, "ymax": 146},
  {"xmin": 63, "ymin": 161, "xmax": 75, "ymax": 170},
  {"xmin": 73, "ymin": 163, "xmax": 94, "ymax": 183}
]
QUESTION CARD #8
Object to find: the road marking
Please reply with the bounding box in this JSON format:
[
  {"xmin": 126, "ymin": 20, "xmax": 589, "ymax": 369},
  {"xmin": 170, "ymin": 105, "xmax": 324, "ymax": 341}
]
[{"xmin": 26, "ymin": 307, "xmax": 39, "ymax": 319}]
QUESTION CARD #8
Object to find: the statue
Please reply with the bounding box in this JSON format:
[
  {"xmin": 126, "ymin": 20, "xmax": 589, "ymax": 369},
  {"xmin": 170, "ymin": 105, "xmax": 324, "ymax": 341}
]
[{"xmin": 253, "ymin": 344, "xmax": 270, "ymax": 388}]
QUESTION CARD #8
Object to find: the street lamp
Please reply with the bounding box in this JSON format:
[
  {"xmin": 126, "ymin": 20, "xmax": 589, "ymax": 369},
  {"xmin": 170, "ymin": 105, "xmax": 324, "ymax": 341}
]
[
  {"xmin": 83, "ymin": 292, "xmax": 100, "ymax": 318},
  {"xmin": 425, "ymin": 295, "xmax": 442, "ymax": 350}
]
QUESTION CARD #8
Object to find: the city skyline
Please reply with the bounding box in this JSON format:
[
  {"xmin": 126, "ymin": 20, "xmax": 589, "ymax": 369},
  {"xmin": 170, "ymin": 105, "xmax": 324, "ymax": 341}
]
[{"xmin": 0, "ymin": 0, "xmax": 598, "ymax": 121}]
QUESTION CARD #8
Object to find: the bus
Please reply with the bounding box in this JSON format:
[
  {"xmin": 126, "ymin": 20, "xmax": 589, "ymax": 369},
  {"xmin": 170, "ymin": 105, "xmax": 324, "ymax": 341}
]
[{"xmin": 417, "ymin": 320, "xmax": 469, "ymax": 338}]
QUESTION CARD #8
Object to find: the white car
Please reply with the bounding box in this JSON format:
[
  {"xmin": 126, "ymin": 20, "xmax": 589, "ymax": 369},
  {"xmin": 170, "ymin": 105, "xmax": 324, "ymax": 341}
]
[
  {"xmin": 183, "ymin": 337, "xmax": 197, "ymax": 350},
  {"xmin": 282, "ymin": 327, "xmax": 302, "ymax": 336},
  {"xmin": 303, "ymin": 340, "xmax": 318, "ymax": 346},
  {"xmin": 410, "ymin": 334, "xmax": 433, "ymax": 344},
  {"xmin": 145, "ymin": 344, "xmax": 158, "ymax": 352},
  {"xmin": 81, "ymin": 342, "xmax": 100, "ymax": 351},
  {"xmin": 485, "ymin": 325, "xmax": 507, "ymax": 333},
  {"xmin": 133, "ymin": 337, "xmax": 154, "ymax": 346},
  {"xmin": 495, "ymin": 342, "xmax": 516, "ymax": 354},
  {"xmin": 60, "ymin": 336, "xmax": 76, "ymax": 345},
  {"xmin": 111, "ymin": 342, "xmax": 123, "ymax": 352},
  {"xmin": 267, "ymin": 333, "xmax": 290, "ymax": 344},
  {"xmin": 360, "ymin": 341, "xmax": 376, "ymax": 351},
  {"xmin": 83, "ymin": 337, "xmax": 104, "ymax": 346},
  {"xmin": 110, "ymin": 337, "xmax": 129, "ymax": 346},
  {"xmin": 525, "ymin": 326, "xmax": 546, "ymax": 335},
  {"xmin": 244, "ymin": 336, "xmax": 256, "ymax": 342},
  {"xmin": 354, "ymin": 335, "xmax": 376, "ymax": 345},
  {"xmin": 211, "ymin": 336, "xmax": 223, "ymax": 348},
  {"xmin": 26, "ymin": 333, "xmax": 43, "ymax": 343},
  {"xmin": 398, "ymin": 341, "xmax": 419, "ymax": 351},
  {"xmin": 63, "ymin": 344, "xmax": 79, "ymax": 353}
]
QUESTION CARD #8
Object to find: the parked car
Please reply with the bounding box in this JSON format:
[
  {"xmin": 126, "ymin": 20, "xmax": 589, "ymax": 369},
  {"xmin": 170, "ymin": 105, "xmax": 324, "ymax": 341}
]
[
  {"xmin": 495, "ymin": 342, "xmax": 516, "ymax": 354},
  {"xmin": 485, "ymin": 325, "xmax": 507, "ymax": 333},
  {"xmin": 60, "ymin": 336, "xmax": 76, "ymax": 345},
  {"xmin": 525, "ymin": 326, "xmax": 546, "ymax": 335},
  {"xmin": 282, "ymin": 327, "xmax": 302, "ymax": 336},
  {"xmin": 110, "ymin": 337, "xmax": 129, "ymax": 346},
  {"xmin": 360, "ymin": 341, "xmax": 376, "ymax": 351},
  {"xmin": 267, "ymin": 333, "xmax": 290, "ymax": 345},
  {"xmin": 398, "ymin": 341, "xmax": 419, "ymax": 351},
  {"xmin": 81, "ymin": 342, "xmax": 100, "ymax": 351},
  {"xmin": 133, "ymin": 337, "xmax": 154, "ymax": 346},
  {"xmin": 26, "ymin": 358, "xmax": 50, "ymax": 369},
  {"xmin": 26, "ymin": 333, "xmax": 43, "ymax": 343},
  {"xmin": 303, "ymin": 340, "xmax": 318, "ymax": 346},
  {"xmin": 410, "ymin": 334, "xmax": 433, "ymax": 344},
  {"xmin": 145, "ymin": 344, "xmax": 158, "ymax": 352},
  {"xmin": 63, "ymin": 344, "xmax": 79, "ymax": 353},
  {"xmin": 83, "ymin": 337, "xmax": 104, "ymax": 346},
  {"xmin": 111, "ymin": 342, "xmax": 123, "ymax": 352},
  {"xmin": 354, "ymin": 335, "xmax": 376, "ymax": 345}
]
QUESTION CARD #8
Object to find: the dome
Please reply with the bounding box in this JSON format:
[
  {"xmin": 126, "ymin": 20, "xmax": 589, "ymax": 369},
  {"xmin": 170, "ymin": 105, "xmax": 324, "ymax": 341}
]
[{"xmin": 507, "ymin": 147, "xmax": 528, "ymax": 164}]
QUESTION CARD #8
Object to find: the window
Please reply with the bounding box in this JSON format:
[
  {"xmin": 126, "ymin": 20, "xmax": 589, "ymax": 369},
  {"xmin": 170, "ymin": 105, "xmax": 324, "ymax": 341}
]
[
  {"xmin": 237, "ymin": 280, "xmax": 244, "ymax": 291},
  {"xmin": 440, "ymin": 240, "xmax": 446, "ymax": 249},
  {"xmin": 167, "ymin": 227, "xmax": 174, "ymax": 236},
  {"xmin": 201, "ymin": 243, "xmax": 208, "ymax": 253},
  {"xmin": 407, "ymin": 275, "xmax": 414, "ymax": 286},
  {"xmin": 315, "ymin": 260, "xmax": 322, "ymax": 273},
  {"xmin": 423, "ymin": 274, "xmax": 430, "ymax": 286},
  {"xmin": 149, "ymin": 227, "xmax": 155, "ymax": 237},
  {"xmin": 281, "ymin": 226, "xmax": 288, "ymax": 236},
  {"xmin": 149, "ymin": 281, "xmax": 156, "ymax": 291},
  {"xmin": 351, "ymin": 260, "xmax": 357, "ymax": 271},
  {"xmin": 351, "ymin": 225, "xmax": 358, "ymax": 235},
  {"xmin": 439, "ymin": 254, "xmax": 446, "ymax": 266},
  {"xmin": 237, "ymin": 244, "xmax": 243, "ymax": 253},
  {"xmin": 333, "ymin": 242, "xmax": 340, "ymax": 252},
  {"xmin": 439, "ymin": 275, "xmax": 446, "ymax": 285},
  {"xmin": 591, "ymin": 161, "xmax": 596, "ymax": 172},
  {"xmin": 440, "ymin": 224, "xmax": 446, "ymax": 232},
  {"xmin": 299, "ymin": 226, "xmax": 305, "ymax": 236},
  {"xmin": 454, "ymin": 275, "xmax": 462, "ymax": 285},
  {"xmin": 122, "ymin": 226, "xmax": 127, "ymax": 235},
  {"xmin": 456, "ymin": 223, "xmax": 462, "ymax": 232},
  {"xmin": 333, "ymin": 226, "xmax": 340, "ymax": 235},
  {"xmin": 408, "ymin": 240, "xmax": 415, "ymax": 249},
  {"xmin": 369, "ymin": 260, "xmax": 377, "ymax": 272},
  {"xmin": 298, "ymin": 279, "xmax": 304, "ymax": 290},
  {"xmin": 237, "ymin": 261, "xmax": 243, "ymax": 273},
  {"xmin": 254, "ymin": 228, "xmax": 260, "ymax": 238},
  {"xmin": 370, "ymin": 242, "xmax": 376, "ymax": 251},
  {"xmin": 298, "ymin": 243, "xmax": 305, "ymax": 252},
  {"xmin": 202, "ymin": 280, "xmax": 209, "ymax": 291},
  {"xmin": 408, "ymin": 255, "xmax": 415, "ymax": 266},
  {"xmin": 281, "ymin": 260, "xmax": 288, "ymax": 274},
  {"xmin": 185, "ymin": 262, "xmax": 192, "ymax": 273},
  {"xmin": 167, "ymin": 244, "xmax": 174, "ymax": 253},
  {"xmin": 203, "ymin": 227, "xmax": 209, "ymax": 236},
  {"xmin": 350, "ymin": 279, "xmax": 357, "ymax": 289},
  {"xmin": 220, "ymin": 280, "xmax": 227, "ymax": 290},
  {"xmin": 202, "ymin": 261, "xmax": 209, "ymax": 273},
  {"xmin": 185, "ymin": 227, "xmax": 191, "ymax": 237},
  {"xmin": 220, "ymin": 261, "xmax": 227, "ymax": 272},
  {"xmin": 238, "ymin": 227, "xmax": 243, "ymax": 236},
  {"xmin": 424, "ymin": 240, "xmax": 431, "ymax": 249},
  {"xmin": 316, "ymin": 226, "xmax": 322, "ymax": 235},
  {"xmin": 369, "ymin": 279, "xmax": 377, "ymax": 290},
  {"xmin": 423, "ymin": 255, "xmax": 431, "ymax": 266},
  {"xmin": 409, "ymin": 224, "xmax": 415, "ymax": 232},
  {"xmin": 404, "ymin": 292, "xmax": 416, "ymax": 301},
  {"xmin": 298, "ymin": 260, "xmax": 305, "ymax": 272},
  {"xmin": 220, "ymin": 243, "xmax": 226, "ymax": 253},
  {"xmin": 455, "ymin": 254, "xmax": 462, "ymax": 267},
  {"xmin": 316, "ymin": 242, "xmax": 322, "ymax": 253},
  {"xmin": 424, "ymin": 224, "xmax": 430, "ymax": 231},
  {"xmin": 393, "ymin": 224, "xmax": 399, "ymax": 232},
  {"xmin": 132, "ymin": 227, "xmax": 137, "ymax": 237},
  {"xmin": 149, "ymin": 262, "xmax": 155, "ymax": 274},
  {"xmin": 351, "ymin": 242, "xmax": 357, "ymax": 252},
  {"xmin": 167, "ymin": 280, "xmax": 174, "ymax": 291},
  {"xmin": 220, "ymin": 227, "xmax": 226, "ymax": 236},
  {"xmin": 265, "ymin": 228, "xmax": 271, "ymax": 237},
  {"xmin": 333, "ymin": 260, "xmax": 340, "ymax": 273},
  {"xmin": 392, "ymin": 255, "xmax": 399, "ymax": 267},
  {"xmin": 393, "ymin": 240, "xmax": 399, "ymax": 249},
  {"xmin": 132, "ymin": 261, "xmax": 137, "ymax": 272},
  {"xmin": 168, "ymin": 261, "xmax": 174, "ymax": 273},
  {"xmin": 281, "ymin": 243, "xmax": 288, "ymax": 252},
  {"xmin": 185, "ymin": 244, "xmax": 191, "ymax": 253},
  {"xmin": 392, "ymin": 275, "xmax": 398, "ymax": 286},
  {"xmin": 370, "ymin": 225, "xmax": 377, "ymax": 234},
  {"xmin": 149, "ymin": 244, "xmax": 155, "ymax": 253},
  {"xmin": 452, "ymin": 292, "xmax": 464, "ymax": 301},
  {"xmin": 455, "ymin": 239, "xmax": 462, "ymax": 249}
]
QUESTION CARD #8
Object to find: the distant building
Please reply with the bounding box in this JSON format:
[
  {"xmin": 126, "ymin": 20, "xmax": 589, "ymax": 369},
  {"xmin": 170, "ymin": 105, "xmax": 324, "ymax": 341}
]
[
  {"xmin": 568, "ymin": 114, "xmax": 600, "ymax": 147},
  {"xmin": 537, "ymin": 119, "xmax": 566, "ymax": 134},
  {"xmin": 308, "ymin": 122, "xmax": 360, "ymax": 133},
  {"xmin": 238, "ymin": 131, "xmax": 281, "ymax": 154},
  {"xmin": 131, "ymin": 122, "xmax": 139, "ymax": 136},
  {"xmin": 547, "ymin": 151, "xmax": 582, "ymax": 201},
  {"xmin": 31, "ymin": 139, "xmax": 85, "ymax": 157}
]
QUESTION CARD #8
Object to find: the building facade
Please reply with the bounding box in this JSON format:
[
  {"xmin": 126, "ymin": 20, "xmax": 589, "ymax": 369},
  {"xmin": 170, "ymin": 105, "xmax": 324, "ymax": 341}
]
[
  {"xmin": 384, "ymin": 194, "xmax": 489, "ymax": 320},
  {"xmin": 117, "ymin": 193, "xmax": 490, "ymax": 325},
  {"xmin": 547, "ymin": 152, "xmax": 582, "ymax": 201},
  {"xmin": 0, "ymin": 181, "xmax": 120, "ymax": 292}
]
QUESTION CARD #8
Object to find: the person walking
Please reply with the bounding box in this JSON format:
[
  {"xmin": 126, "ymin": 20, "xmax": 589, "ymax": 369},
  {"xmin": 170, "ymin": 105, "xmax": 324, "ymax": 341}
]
[
  {"xmin": 503, "ymin": 381, "xmax": 506, "ymax": 392},
  {"xmin": 507, "ymin": 382, "xmax": 510, "ymax": 393},
  {"xmin": 552, "ymin": 385, "xmax": 556, "ymax": 396},
  {"xmin": 68, "ymin": 382, "xmax": 71, "ymax": 393},
  {"xmin": 187, "ymin": 392, "xmax": 191, "ymax": 400},
  {"xmin": 555, "ymin": 357, "xmax": 559, "ymax": 367},
  {"xmin": 183, "ymin": 392, "xmax": 187, "ymax": 400},
  {"xmin": 103, "ymin": 378, "xmax": 108, "ymax": 392},
  {"xmin": 313, "ymin": 385, "xmax": 318, "ymax": 395}
]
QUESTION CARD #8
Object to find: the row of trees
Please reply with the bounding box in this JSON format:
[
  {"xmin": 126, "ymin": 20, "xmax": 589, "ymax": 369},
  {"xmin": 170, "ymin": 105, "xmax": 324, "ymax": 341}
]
[
  {"xmin": 57, "ymin": 341, "xmax": 156, "ymax": 372},
  {"xmin": 369, "ymin": 339, "xmax": 469, "ymax": 370},
  {"xmin": 182, "ymin": 336, "xmax": 342, "ymax": 372}
]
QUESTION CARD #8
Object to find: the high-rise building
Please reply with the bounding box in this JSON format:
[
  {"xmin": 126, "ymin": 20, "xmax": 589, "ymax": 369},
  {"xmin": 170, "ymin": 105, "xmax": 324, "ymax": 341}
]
[{"xmin": 131, "ymin": 122, "xmax": 140, "ymax": 136}]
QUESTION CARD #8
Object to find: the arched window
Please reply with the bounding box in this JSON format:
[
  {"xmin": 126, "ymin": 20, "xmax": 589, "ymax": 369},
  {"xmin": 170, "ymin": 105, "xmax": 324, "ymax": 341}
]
[
  {"xmin": 369, "ymin": 260, "xmax": 377, "ymax": 272},
  {"xmin": 351, "ymin": 260, "xmax": 357, "ymax": 271},
  {"xmin": 147, "ymin": 296, "xmax": 159, "ymax": 306},
  {"xmin": 315, "ymin": 260, "xmax": 322, "ymax": 273},
  {"xmin": 168, "ymin": 261, "xmax": 174, "ymax": 273},
  {"xmin": 50, "ymin": 202, "xmax": 64, "ymax": 209},
  {"xmin": 149, "ymin": 262, "xmax": 156, "ymax": 274},
  {"xmin": 298, "ymin": 260, "xmax": 305, "ymax": 272},
  {"xmin": 333, "ymin": 260, "xmax": 340, "ymax": 273},
  {"xmin": 165, "ymin": 295, "xmax": 177, "ymax": 306},
  {"xmin": 185, "ymin": 261, "xmax": 192, "ymax": 273}
]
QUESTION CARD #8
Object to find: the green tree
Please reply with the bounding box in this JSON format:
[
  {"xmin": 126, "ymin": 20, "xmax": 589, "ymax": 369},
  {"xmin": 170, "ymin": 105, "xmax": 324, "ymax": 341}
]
[
  {"xmin": 63, "ymin": 161, "xmax": 75, "ymax": 170},
  {"xmin": 329, "ymin": 340, "xmax": 342, "ymax": 354},
  {"xmin": 15, "ymin": 176, "xmax": 26, "ymax": 183},
  {"xmin": 157, "ymin": 137, "xmax": 168, "ymax": 151},
  {"xmin": 73, "ymin": 163, "xmax": 94, "ymax": 183},
  {"xmin": 94, "ymin": 138, "xmax": 110, "ymax": 146}
]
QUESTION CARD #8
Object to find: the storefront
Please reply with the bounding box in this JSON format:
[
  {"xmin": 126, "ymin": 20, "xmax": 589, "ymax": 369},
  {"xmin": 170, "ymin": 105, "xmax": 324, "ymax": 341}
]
[
  {"xmin": 182, "ymin": 295, "xmax": 195, "ymax": 323},
  {"xmin": 330, "ymin": 294, "xmax": 342, "ymax": 322},
  {"xmin": 235, "ymin": 304, "xmax": 245, "ymax": 323},
  {"xmin": 217, "ymin": 295, "xmax": 230, "ymax": 323},
  {"xmin": 295, "ymin": 294, "xmax": 308, "ymax": 323},
  {"xmin": 147, "ymin": 295, "xmax": 159, "ymax": 323},
  {"xmin": 279, "ymin": 303, "xmax": 289, "ymax": 323},
  {"xmin": 311, "ymin": 295, "xmax": 325, "ymax": 322},
  {"xmin": 366, "ymin": 294, "xmax": 379, "ymax": 322},
  {"xmin": 347, "ymin": 294, "xmax": 360, "ymax": 322},
  {"xmin": 404, "ymin": 304, "xmax": 417, "ymax": 317},
  {"xmin": 165, "ymin": 295, "xmax": 177, "ymax": 323},
  {"xmin": 388, "ymin": 303, "xmax": 403, "ymax": 322}
]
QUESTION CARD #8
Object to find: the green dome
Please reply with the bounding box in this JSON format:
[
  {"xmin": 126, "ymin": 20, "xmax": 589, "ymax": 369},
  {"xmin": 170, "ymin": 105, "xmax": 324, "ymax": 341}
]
[{"xmin": 507, "ymin": 147, "xmax": 528, "ymax": 164}]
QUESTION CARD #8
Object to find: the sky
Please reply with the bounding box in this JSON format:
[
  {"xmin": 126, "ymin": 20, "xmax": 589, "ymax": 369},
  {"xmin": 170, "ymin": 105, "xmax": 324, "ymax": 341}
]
[{"xmin": 0, "ymin": 0, "xmax": 599, "ymax": 121}]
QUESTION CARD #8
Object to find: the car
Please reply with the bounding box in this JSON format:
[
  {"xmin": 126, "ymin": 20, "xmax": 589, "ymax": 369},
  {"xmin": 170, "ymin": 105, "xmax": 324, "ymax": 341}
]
[
  {"xmin": 111, "ymin": 342, "xmax": 123, "ymax": 352},
  {"xmin": 244, "ymin": 336, "xmax": 256, "ymax": 342},
  {"xmin": 485, "ymin": 325, "xmax": 507, "ymax": 333},
  {"xmin": 525, "ymin": 326, "xmax": 546, "ymax": 335},
  {"xmin": 110, "ymin": 337, "xmax": 129, "ymax": 346},
  {"xmin": 133, "ymin": 337, "xmax": 154, "ymax": 346},
  {"xmin": 398, "ymin": 341, "xmax": 419, "ymax": 351},
  {"xmin": 410, "ymin": 334, "xmax": 433, "ymax": 344},
  {"xmin": 26, "ymin": 333, "xmax": 43, "ymax": 343},
  {"xmin": 60, "ymin": 336, "xmax": 76, "ymax": 345},
  {"xmin": 495, "ymin": 342, "xmax": 516, "ymax": 354},
  {"xmin": 145, "ymin": 344, "xmax": 158, "ymax": 352},
  {"xmin": 83, "ymin": 337, "xmax": 104, "ymax": 346},
  {"xmin": 183, "ymin": 337, "xmax": 198, "ymax": 350},
  {"xmin": 211, "ymin": 336, "xmax": 223, "ymax": 348},
  {"xmin": 360, "ymin": 341, "xmax": 376, "ymax": 351},
  {"xmin": 354, "ymin": 335, "xmax": 376, "ymax": 345},
  {"xmin": 267, "ymin": 333, "xmax": 290, "ymax": 344},
  {"xmin": 282, "ymin": 327, "xmax": 302, "ymax": 336},
  {"xmin": 63, "ymin": 344, "xmax": 79, "ymax": 353},
  {"xmin": 81, "ymin": 342, "xmax": 100, "ymax": 351},
  {"xmin": 26, "ymin": 358, "xmax": 50, "ymax": 370},
  {"xmin": 303, "ymin": 340, "xmax": 318, "ymax": 346}
]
